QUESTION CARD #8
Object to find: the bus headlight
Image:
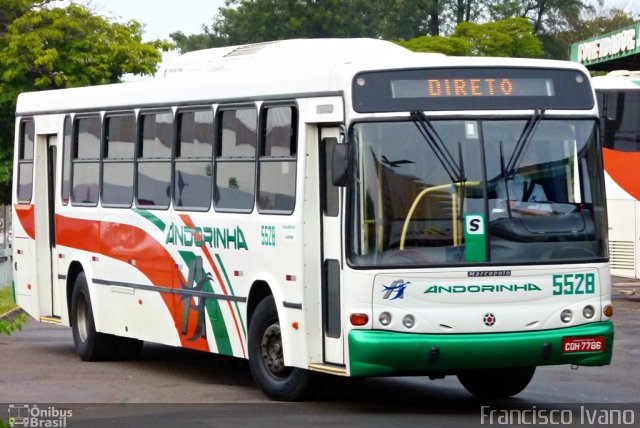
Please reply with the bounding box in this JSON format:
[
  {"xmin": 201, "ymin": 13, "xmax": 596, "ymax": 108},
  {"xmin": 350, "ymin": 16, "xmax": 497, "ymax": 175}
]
[
  {"xmin": 379, "ymin": 312, "xmax": 392, "ymax": 326},
  {"xmin": 402, "ymin": 314, "xmax": 415, "ymax": 329},
  {"xmin": 583, "ymin": 305, "xmax": 595, "ymax": 319},
  {"xmin": 560, "ymin": 309, "xmax": 573, "ymax": 323}
]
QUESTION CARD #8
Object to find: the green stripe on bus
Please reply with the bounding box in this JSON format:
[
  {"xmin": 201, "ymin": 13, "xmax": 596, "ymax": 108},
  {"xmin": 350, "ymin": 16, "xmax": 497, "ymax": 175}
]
[
  {"xmin": 179, "ymin": 251, "xmax": 233, "ymax": 356},
  {"xmin": 132, "ymin": 208, "xmax": 166, "ymax": 232},
  {"xmin": 215, "ymin": 253, "xmax": 246, "ymax": 337}
]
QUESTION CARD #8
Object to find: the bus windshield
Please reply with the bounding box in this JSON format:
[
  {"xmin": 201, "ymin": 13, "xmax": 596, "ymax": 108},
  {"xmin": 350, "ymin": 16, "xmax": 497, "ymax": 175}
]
[{"xmin": 348, "ymin": 118, "xmax": 607, "ymax": 267}]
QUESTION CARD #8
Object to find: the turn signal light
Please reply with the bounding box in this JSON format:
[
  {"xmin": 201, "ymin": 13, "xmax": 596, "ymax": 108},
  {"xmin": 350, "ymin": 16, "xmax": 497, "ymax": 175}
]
[
  {"xmin": 350, "ymin": 313, "xmax": 369, "ymax": 326},
  {"xmin": 603, "ymin": 305, "xmax": 613, "ymax": 318}
]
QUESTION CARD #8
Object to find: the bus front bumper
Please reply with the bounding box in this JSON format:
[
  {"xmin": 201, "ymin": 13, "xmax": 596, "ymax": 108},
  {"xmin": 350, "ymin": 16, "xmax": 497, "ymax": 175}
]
[{"xmin": 348, "ymin": 321, "xmax": 613, "ymax": 377}]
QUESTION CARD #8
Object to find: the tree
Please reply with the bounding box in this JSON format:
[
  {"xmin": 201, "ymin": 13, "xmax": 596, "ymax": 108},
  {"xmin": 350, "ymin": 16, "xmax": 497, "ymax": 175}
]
[
  {"xmin": 543, "ymin": 6, "xmax": 636, "ymax": 60},
  {"xmin": 487, "ymin": 0, "xmax": 599, "ymax": 34},
  {"xmin": 398, "ymin": 17, "xmax": 544, "ymax": 58},
  {"xmin": 0, "ymin": 2, "xmax": 171, "ymax": 204},
  {"xmin": 397, "ymin": 34, "xmax": 471, "ymax": 56},
  {"xmin": 171, "ymin": 0, "xmax": 441, "ymax": 52}
]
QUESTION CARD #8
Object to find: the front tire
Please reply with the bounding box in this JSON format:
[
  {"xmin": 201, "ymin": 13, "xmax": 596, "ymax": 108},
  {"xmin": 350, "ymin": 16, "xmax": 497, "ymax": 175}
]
[
  {"xmin": 70, "ymin": 272, "xmax": 117, "ymax": 361},
  {"xmin": 248, "ymin": 296, "xmax": 322, "ymax": 401},
  {"xmin": 457, "ymin": 367, "xmax": 536, "ymax": 398}
]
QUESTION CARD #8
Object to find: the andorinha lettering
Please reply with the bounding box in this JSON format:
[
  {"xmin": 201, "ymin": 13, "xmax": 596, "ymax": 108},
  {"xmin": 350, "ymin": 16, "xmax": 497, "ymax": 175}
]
[
  {"xmin": 426, "ymin": 78, "xmax": 513, "ymax": 97},
  {"xmin": 424, "ymin": 283, "xmax": 542, "ymax": 294},
  {"xmin": 165, "ymin": 223, "xmax": 248, "ymax": 250}
]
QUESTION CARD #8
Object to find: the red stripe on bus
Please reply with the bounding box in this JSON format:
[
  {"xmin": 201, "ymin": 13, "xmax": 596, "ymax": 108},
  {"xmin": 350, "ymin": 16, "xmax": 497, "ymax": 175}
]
[
  {"xmin": 56, "ymin": 214, "xmax": 210, "ymax": 352},
  {"xmin": 179, "ymin": 214, "xmax": 247, "ymax": 357},
  {"xmin": 603, "ymin": 148, "xmax": 640, "ymax": 201},
  {"xmin": 14, "ymin": 204, "xmax": 35, "ymax": 239}
]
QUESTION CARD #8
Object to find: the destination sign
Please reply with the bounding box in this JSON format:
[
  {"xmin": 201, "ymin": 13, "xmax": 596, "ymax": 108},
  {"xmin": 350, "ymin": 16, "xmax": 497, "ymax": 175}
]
[{"xmin": 352, "ymin": 67, "xmax": 593, "ymax": 112}]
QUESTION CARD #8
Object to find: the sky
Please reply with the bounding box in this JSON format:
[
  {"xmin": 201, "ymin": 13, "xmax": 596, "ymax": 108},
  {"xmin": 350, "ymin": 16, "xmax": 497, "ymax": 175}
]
[
  {"xmin": 91, "ymin": 0, "xmax": 227, "ymax": 40},
  {"xmin": 55, "ymin": 0, "xmax": 227, "ymax": 41},
  {"xmin": 52, "ymin": 0, "xmax": 227, "ymax": 76}
]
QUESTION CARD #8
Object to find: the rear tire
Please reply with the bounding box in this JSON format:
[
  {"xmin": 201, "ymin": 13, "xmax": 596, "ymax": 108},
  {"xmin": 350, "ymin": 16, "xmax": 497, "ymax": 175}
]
[
  {"xmin": 457, "ymin": 367, "xmax": 536, "ymax": 398},
  {"xmin": 248, "ymin": 296, "xmax": 323, "ymax": 401},
  {"xmin": 70, "ymin": 272, "xmax": 117, "ymax": 361}
]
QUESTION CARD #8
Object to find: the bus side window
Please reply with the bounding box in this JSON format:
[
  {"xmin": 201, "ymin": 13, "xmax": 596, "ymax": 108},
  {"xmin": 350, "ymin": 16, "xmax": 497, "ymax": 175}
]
[
  {"xmin": 17, "ymin": 120, "xmax": 35, "ymax": 203},
  {"xmin": 61, "ymin": 117, "xmax": 72, "ymax": 205},
  {"xmin": 137, "ymin": 111, "xmax": 172, "ymax": 209},
  {"xmin": 215, "ymin": 107, "xmax": 257, "ymax": 212},
  {"xmin": 174, "ymin": 109, "xmax": 214, "ymax": 211},
  {"xmin": 71, "ymin": 116, "xmax": 101, "ymax": 206},
  {"xmin": 102, "ymin": 114, "xmax": 136, "ymax": 207},
  {"xmin": 258, "ymin": 105, "xmax": 297, "ymax": 214}
]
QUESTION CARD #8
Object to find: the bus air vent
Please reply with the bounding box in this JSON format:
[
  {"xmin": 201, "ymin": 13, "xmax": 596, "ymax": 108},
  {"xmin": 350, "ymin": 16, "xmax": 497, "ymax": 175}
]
[
  {"xmin": 224, "ymin": 41, "xmax": 278, "ymax": 58},
  {"xmin": 609, "ymin": 240, "xmax": 634, "ymax": 270}
]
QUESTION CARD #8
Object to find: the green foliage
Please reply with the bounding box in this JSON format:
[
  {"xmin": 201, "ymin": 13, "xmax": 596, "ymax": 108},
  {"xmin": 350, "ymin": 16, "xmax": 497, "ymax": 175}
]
[
  {"xmin": 0, "ymin": 313, "xmax": 27, "ymax": 336},
  {"xmin": 0, "ymin": 287, "xmax": 16, "ymax": 314},
  {"xmin": 399, "ymin": 18, "xmax": 543, "ymax": 58},
  {"xmin": 1, "ymin": 3, "xmax": 170, "ymax": 90},
  {"xmin": 0, "ymin": 1, "xmax": 171, "ymax": 204},
  {"xmin": 397, "ymin": 35, "xmax": 471, "ymax": 56},
  {"xmin": 173, "ymin": 0, "xmax": 635, "ymax": 62},
  {"xmin": 172, "ymin": 0, "xmax": 439, "ymax": 52},
  {"xmin": 454, "ymin": 18, "xmax": 544, "ymax": 57},
  {"xmin": 545, "ymin": 7, "xmax": 636, "ymax": 60}
]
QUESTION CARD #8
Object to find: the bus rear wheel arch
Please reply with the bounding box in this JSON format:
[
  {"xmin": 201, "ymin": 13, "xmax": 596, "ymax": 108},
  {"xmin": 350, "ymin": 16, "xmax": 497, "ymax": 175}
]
[{"xmin": 70, "ymin": 270, "xmax": 143, "ymax": 361}]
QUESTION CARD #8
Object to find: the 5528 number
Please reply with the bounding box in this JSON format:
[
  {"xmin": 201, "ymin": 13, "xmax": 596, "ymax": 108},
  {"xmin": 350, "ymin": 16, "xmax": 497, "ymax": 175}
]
[{"xmin": 552, "ymin": 273, "xmax": 596, "ymax": 295}]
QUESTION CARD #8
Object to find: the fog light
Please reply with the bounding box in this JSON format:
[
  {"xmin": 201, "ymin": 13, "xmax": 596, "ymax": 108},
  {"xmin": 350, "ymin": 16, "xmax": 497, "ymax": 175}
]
[
  {"xmin": 603, "ymin": 305, "xmax": 614, "ymax": 318},
  {"xmin": 560, "ymin": 309, "xmax": 573, "ymax": 323},
  {"xmin": 402, "ymin": 314, "xmax": 415, "ymax": 329},
  {"xmin": 379, "ymin": 312, "xmax": 392, "ymax": 326},
  {"xmin": 583, "ymin": 305, "xmax": 595, "ymax": 319}
]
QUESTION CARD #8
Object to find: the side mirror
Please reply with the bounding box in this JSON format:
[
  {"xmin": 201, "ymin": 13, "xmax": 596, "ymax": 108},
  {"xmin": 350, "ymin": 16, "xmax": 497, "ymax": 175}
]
[{"xmin": 331, "ymin": 143, "xmax": 352, "ymax": 187}]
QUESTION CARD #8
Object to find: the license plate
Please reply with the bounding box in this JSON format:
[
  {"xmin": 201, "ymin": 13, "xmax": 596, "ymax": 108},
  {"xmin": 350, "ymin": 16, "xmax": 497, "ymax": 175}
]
[{"xmin": 562, "ymin": 336, "xmax": 605, "ymax": 353}]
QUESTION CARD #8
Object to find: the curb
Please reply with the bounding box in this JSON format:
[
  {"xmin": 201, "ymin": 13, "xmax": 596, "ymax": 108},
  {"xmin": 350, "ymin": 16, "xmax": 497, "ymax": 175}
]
[{"xmin": 0, "ymin": 307, "xmax": 25, "ymax": 321}]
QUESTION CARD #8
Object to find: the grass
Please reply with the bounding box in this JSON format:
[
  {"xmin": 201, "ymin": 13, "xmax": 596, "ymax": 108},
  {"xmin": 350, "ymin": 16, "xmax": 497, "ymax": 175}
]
[{"xmin": 0, "ymin": 286, "xmax": 17, "ymax": 315}]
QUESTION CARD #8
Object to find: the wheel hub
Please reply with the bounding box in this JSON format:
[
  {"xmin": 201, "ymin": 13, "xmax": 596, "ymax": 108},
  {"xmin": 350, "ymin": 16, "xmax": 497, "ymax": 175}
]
[{"xmin": 260, "ymin": 323, "xmax": 290, "ymax": 378}]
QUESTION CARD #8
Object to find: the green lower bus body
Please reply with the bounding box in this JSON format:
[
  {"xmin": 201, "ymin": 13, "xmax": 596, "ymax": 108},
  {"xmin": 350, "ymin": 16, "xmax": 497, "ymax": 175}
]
[{"xmin": 348, "ymin": 321, "xmax": 613, "ymax": 377}]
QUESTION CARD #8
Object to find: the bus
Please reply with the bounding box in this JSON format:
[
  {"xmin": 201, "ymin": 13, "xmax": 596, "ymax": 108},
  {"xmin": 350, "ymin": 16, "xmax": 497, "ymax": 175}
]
[
  {"xmin": 592, "ymin": 70, "xmax": 640, "ymax": 279},
  {"xmin": 13, "ymin": 38, "xmax": 613, "ymax": 400}
]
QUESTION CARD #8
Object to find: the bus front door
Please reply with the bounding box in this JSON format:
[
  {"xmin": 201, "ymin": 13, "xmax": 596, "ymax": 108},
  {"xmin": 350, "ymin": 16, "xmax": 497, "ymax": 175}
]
[{"xmin": 320, "ymin": 129, "xmax": 344, "ymax": 366}]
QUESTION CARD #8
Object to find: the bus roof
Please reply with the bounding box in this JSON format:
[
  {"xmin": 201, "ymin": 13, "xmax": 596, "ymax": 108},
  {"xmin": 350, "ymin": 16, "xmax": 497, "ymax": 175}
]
[
  {"xmin": 591, "ymin": 70, "xmax": 640, "ymax": 90},
  {"xmin": 16, "ymin": 38, "xmax": 593, "ymax": 116}
]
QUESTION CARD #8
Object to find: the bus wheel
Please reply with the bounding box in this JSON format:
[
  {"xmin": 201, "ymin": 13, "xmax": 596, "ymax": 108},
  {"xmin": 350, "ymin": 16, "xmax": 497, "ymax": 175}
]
[
  {"xmin": 457, "ymin": 367, "xmax": 536, "ymax": 398},
  {"xmin": 248, "ymin": 296, "xmax": 322, "ymax": 401},
  {"xmin": 70, "ymin": 272, "xmax": 116, "ymax": 361}
]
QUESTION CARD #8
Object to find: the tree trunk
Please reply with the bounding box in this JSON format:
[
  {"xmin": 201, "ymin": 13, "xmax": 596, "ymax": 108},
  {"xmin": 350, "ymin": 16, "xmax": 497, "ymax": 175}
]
[
  {"xmin": 533, "ymin": 0, "xmax": 547, "ymax": 34},
  {"xmin": 428, "ymin": 0, "xmax": 440, "ymax": 36},
  {"xmin": 456, "ymin": 0, "xmax": 465, "ymax": 23}
]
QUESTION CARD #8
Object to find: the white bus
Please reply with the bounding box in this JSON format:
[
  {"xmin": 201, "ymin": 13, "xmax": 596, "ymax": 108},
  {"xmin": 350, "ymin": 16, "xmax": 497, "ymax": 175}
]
[
  {"xmin": 13, "ymin": 39, "xmax": 613, "ymax": 400},
  {"xmin": 592, "ymin": 70, "xmax": 640, "ymax": 279}
]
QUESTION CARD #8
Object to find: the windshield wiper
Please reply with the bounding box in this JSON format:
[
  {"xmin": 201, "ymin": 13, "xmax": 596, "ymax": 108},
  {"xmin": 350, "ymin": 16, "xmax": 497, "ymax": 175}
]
[
  {"xmin": 504, "ymin": 108, "xmax": 545, "ymax": 179},
  {"xmin": 411, "ymin": 110, "xmax": 466, "ymax": 183}
]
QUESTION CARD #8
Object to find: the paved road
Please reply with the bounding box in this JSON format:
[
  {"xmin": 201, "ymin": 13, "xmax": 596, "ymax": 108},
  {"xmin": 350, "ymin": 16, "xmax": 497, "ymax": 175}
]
[{"xmin": 0, "ymin": 291, "xmax": 638, "ymax": 427}]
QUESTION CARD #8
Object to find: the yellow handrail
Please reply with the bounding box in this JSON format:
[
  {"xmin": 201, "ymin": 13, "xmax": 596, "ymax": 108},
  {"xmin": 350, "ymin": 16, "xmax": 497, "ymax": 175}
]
[{"xmin": 399, "ymin": 181, "xmax": 480, "ymax": 250}]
